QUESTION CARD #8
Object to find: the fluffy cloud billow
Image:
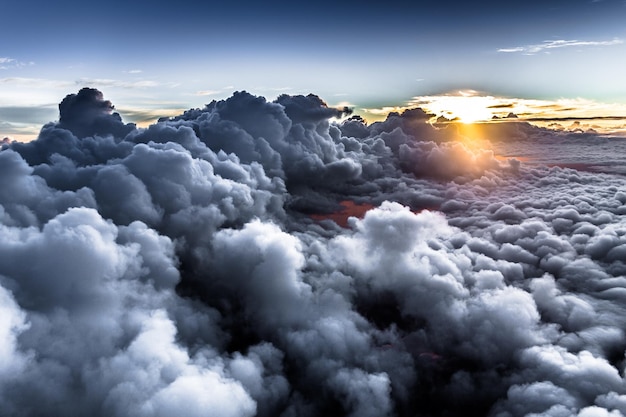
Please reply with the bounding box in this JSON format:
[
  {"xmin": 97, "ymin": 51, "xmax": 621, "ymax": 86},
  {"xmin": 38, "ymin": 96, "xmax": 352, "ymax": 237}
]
[{"xmin": 1, "ymin": 88, "xmax": 626, "ymax": 416}]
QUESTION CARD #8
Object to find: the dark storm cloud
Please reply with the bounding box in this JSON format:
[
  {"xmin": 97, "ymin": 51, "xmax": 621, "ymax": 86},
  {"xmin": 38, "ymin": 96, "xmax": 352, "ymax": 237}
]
[
  {"xmin": 58, "ymin": 87, "xmax": 135, "ymax": 139},
  {"xmin": 165, "ymin": 91, "xmax": 362, "ymax": 187},
  {"xmin": 2, "ymin": 89, "xmax": 626, "ymax": 416},
  {"xmin": 275, "ymin": 94, "xmax": 352, "ymax": 123}
]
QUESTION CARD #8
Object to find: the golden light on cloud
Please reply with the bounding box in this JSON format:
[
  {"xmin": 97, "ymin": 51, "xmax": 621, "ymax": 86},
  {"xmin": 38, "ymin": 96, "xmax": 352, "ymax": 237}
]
[
  {"xmin": 117, "ymin": 107, "xmax": 188, "ymax": 127},
  {"xmin": 361, "ymin": 90, "xmax": 502, "ymax": 124},
  {"xmin": 361, "ymin": 91, "xmax": 626, "ymax": 134},
  {"xmin": 454, "ymin": 121, "xmax": 490, "ymax": 151}
]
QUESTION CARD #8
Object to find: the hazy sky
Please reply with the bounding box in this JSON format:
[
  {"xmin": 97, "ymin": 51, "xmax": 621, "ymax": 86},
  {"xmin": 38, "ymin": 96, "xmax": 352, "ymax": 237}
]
[{"xmin": 2, "ymin": 0, "xmax": 626, "ymax": 139}]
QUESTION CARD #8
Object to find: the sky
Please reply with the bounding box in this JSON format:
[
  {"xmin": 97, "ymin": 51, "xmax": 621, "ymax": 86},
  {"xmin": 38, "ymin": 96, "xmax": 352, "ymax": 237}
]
[
  {"xmin": 4, "ymin": 3, "xmax": 626, "ymax": 415},
  {"xmin": 2, "ymin": 0, "xmax": 626, "ymax": 140}
]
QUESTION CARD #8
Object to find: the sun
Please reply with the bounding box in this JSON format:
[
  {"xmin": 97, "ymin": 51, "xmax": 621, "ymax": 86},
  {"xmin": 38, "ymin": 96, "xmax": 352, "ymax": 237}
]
[
  {"xmin": 450, "ymin": 103, "xmax": 493, "ymax": 123},
  {"xmin": 411, "ymin": 91, "xmax": 499, "ymax": 124},
  {"xmin": 438, "ymin": 93, "xmax": 496, "ymax": 123}
]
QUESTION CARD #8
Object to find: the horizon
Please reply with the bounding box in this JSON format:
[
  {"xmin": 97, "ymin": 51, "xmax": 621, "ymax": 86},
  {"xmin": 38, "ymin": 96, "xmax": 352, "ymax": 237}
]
[
  {"xmin": 5, "ymin": 88, "xmax": 626, "ymax": 143},
  {"xmin": 3, "ymin": 0, "xmax": 626, "ymax": 140}
]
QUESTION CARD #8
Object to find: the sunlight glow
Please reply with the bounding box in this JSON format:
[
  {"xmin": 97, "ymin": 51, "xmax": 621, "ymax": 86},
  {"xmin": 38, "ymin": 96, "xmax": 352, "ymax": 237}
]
[
  {"xmin": 417, "ymin": 91, "xmax": 497, "ymax": 123},
  {"xmin": 453, "ymin": 121, "xmax": 493, "ymax": 153},
  {"xmin": 449, "ymin": 103, "xmax": 493, "ymax": 123},
  {"xmin": 361, "ymin": 92, "xmax": 626, "ymax": 134}
]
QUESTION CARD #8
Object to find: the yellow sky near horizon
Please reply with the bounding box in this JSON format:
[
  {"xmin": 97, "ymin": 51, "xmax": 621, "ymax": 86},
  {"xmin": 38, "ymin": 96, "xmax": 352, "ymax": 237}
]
[
  {"xmin": 4, "ymin": 90, "xmax": 626, "ymax": 143},
  {"xmin": 360, "ymin": 91, "xmax": 626, "ymax": 135}
]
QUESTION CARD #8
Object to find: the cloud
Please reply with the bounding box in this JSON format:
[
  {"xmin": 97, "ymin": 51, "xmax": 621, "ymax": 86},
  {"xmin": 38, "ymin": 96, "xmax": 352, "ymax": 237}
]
[
  {"xmin": 0, "ymin": 106, "xmax": 57, "ymax": 124},
  {"xmin": 363, "ymin": 93, "xmax": 626, "ymax": 134},
  {"xmin": 488, "ymin": 103, "xmax": 515, "ymax": 109},
  {"xmin": 2, "ymin": 88, "xmax": 626, "ymax": 416},
  {"xmin": 0, "ymin": 77, "xmax": 74, "ymax": 89},
  {"xmin": 0, "ymin": 121, "xmax": 38, "ymax": 138},
  {"xmin": 498, "ymin": 38, "xmax": 623, "ymax": 54},
  {"xmin": 76, "ymin": 78, "xmax": 162, "ymax": 89},
  {"xmin": 194, "ymin": 90, "xmax": 221, "ymax": 96},
  {"xmin": 57, "ymin": 87, "xmax": 135, "ymax": 139},
  {"xmin": 0, "ymin": 57, "xmax": 33, "ymax": 70},
  {"xmin": 116, "ymin": 107, "xmax": 188, "ymax": 125}
]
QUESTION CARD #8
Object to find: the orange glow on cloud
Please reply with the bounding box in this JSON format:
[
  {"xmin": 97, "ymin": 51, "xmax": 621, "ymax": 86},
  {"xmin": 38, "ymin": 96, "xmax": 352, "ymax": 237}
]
[
  {"xmin": 309, "ymin": 200, "xmax": 375, "ymax": 228},
  {"xmin": 452, "ymin": 121, "xmax": 492, "ymax": 151},
  {"xmin": 494, "ymin": 155, "xmax": 530, "ymax": 163},
  {"xmin": 310, "ymin": 201, "xmax": 442, "ymax": 228}
]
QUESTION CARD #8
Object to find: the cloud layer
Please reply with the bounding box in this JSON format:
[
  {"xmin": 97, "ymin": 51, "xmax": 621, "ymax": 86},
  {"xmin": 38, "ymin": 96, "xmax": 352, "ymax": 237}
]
[{"xmin": 1, "ymin": 88, "xmax": 626, "ymax": 416}]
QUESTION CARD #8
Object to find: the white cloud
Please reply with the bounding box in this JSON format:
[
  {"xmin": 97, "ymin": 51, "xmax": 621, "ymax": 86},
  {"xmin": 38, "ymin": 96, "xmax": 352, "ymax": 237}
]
[
  {"xmin": 0, "ymin": 77, "xmax": 74, "ymax": 88},
  {"xmin": 498, "ymin": 38, "xmax": 623, "ymax": 54},
  {"xmin": 76, "ymin": 78, "xmax": 161, "ymax": 89},
  {"xmin": 116, "ymin": 106, "xmax": 188, "ymax": 125},
  {"xmin": 0, "ymin": 57, "xmax": 33, "ymax": 70},
  {"xmin": 194, "ymin": 90, "xmax": 221, "ymax": 96}
]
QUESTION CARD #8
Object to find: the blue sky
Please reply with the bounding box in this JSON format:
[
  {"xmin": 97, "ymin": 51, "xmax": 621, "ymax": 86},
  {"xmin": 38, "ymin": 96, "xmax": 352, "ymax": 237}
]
[{"xmin": 2, "ymin": 0, "xmax": 626, "ymax": 139}]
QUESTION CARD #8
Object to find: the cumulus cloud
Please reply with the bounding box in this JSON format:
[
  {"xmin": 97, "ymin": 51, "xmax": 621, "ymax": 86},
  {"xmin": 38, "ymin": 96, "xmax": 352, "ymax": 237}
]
[
  {"xmin": 2, "ymin": 88, "xmax": 626, "ymax": 416},
  {"xmin": 57, "ymin": 87, "xmax": 136, "ymax": 139}
]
